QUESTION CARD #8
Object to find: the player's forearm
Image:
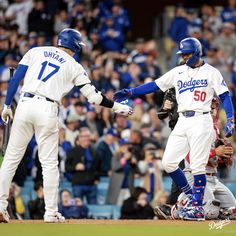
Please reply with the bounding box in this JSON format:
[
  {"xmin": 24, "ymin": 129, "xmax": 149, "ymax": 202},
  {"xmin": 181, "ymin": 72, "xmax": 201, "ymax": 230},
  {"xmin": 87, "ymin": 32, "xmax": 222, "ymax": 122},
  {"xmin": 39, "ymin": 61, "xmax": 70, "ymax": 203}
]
[
  {"xmin": 78, "ymin": 83, "xmax": 114, "ymax": 108},
  {"xmin": 219, "ymin": 91, "xmax": 234, "ymax": 119},
  {"xmin": 5, "ymin": 64, "xmax": 28, "ymax": 106},
  {"xmin": 130, "ymin": 81, "xmax": 159, "ymax": 97}
]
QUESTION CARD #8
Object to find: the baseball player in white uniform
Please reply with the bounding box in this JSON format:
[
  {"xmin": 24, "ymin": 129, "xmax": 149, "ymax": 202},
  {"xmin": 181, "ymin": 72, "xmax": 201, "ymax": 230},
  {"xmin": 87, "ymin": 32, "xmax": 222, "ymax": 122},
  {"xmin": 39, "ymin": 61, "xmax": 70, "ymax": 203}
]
[
  {"xmin": 0, "ymin": 28, "xmax": 132, "ymax": 223},
  {"xmin": 113, "ymin": 37, "xmax": 235, "ymax": 220},
  {"xmin": 172, "ymin": 97, "xmax": 235, "ymax": 220}
]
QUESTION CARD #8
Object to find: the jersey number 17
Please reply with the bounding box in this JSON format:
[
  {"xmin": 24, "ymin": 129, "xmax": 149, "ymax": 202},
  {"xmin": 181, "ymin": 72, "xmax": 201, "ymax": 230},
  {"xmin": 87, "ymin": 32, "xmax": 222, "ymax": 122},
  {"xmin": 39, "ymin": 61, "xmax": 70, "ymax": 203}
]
[{"xmin": 37, "ymin": 61, "xmax": 60, "ymax": 82}]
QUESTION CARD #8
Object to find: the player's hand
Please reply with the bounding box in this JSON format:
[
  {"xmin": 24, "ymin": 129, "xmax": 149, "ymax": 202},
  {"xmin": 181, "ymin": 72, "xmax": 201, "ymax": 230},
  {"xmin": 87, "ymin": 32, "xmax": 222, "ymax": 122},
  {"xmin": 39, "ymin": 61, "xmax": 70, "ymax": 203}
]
[
  {"xmin": 113, "ymin": 89, "xmax": 133, "ymax": 102},
  {"xmin": 112, "ymin": 101, "xmax": 133, "ymax": 116},
  {"xmin": 224, "ymin": 117, "xmax": 235, "ymax": 137},
  {"xmin": 215, "ymin": 145, "xmax": 233, "ymax": 158},
  {"xmin": 163, "ymin": 100, "xmax": 173, "ymax": 110},
  {"xmin": 1, "ymin": 104, "xmax": 13, "ymax": 123}
]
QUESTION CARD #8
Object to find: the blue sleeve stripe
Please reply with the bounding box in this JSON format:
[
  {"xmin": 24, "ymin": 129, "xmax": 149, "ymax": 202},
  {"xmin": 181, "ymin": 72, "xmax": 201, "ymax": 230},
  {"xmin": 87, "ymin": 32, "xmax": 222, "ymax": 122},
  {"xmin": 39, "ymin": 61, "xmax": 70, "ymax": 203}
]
[
  {"xmin": 5, "ymin": 64, "xmax": 28, "ymax": 105},
  {"xmin": 219, "ymin": 91, "xmax": 234, "ymax": 119},
  {"xmin": 131, "ymin": 81, "xmax": 159, "ymax": 96}
]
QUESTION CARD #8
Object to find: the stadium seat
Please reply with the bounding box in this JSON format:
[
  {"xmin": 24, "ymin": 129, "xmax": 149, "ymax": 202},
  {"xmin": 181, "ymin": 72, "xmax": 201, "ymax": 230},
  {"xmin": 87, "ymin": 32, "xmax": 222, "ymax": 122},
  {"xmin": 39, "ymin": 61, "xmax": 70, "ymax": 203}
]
[
  {"xmin": 163, "ymin": 176, "xmax": 172, "ymax": 193},
  {"xmin": 100, "ymin": 176, "xmax": 110, "ymax": 183},
  {"xmin": 112, "ymin": 205, "xmax": 121, "ymax": 219},
  {"xmin": 97, "ymin": 182, "xmax": 109, "ymax": 205},
  {"xmin": 87, "ymin": 204, "xmax": 113, "ymax": 219}
]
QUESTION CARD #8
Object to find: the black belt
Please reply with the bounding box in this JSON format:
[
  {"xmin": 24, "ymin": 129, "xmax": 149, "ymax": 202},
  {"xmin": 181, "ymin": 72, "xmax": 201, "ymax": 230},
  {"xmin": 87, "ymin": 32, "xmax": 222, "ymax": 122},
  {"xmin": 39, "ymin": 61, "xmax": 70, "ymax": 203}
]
[
  {"xmin": 181, "ymin": 111, "xmax": 209, "ymax": 117},
  {"xmin": 24, "ymin": 92, "xmax": 55, "ymax": 103},
  {"xmin": 206, "ymin": 173, "xmax": 216, "ymax": 176},
  {"xmin": 184, "ymin": 171, "xmax": 216, "ymax": 176}
]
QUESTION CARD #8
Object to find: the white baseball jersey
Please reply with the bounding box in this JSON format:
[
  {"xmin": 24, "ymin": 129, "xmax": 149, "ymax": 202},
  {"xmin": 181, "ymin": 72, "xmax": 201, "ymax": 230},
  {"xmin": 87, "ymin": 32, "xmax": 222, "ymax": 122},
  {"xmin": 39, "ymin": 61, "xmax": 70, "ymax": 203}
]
[
  {"xmin": 19, "ymin": 46, "xmax": 90, "ymax": 102},
  {"xmin": 155, "ymin": 63, "xmax": 229, "ymax": 113}
]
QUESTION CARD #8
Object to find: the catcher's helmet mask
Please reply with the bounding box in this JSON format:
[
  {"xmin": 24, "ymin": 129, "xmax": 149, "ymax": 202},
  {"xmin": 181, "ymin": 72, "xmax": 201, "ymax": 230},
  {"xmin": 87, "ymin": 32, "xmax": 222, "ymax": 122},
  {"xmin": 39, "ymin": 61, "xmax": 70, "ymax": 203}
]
[
  {"xmin": 57, "ymin": 28, "xmax": 85, "ymax": 53},
  {"xmin": 177, "ymin": 37, "xmax": 202, "ymax": 67}
]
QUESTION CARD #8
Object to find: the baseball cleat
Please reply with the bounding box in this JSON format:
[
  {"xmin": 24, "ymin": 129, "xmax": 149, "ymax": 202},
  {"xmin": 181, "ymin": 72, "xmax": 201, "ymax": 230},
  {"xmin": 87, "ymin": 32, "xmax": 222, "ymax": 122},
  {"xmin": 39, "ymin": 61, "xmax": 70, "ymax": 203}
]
[
  {"xmin": 0, "ymin": 210, "xmax": 10, "ymax": 223},
  {"xmin": 180, "ymin": 206, "xmax": 205, "ymax": 221},
  {"xmin": 154, "ymin": 204, "xmax": 171, "ymax": 219},
  {"xmin": 44, "ymin": 212, "xmax": 66, "ymax": 223},
  {"xmin": 171, "ymin": 204, "xmax": 180, "ymax": 219}
]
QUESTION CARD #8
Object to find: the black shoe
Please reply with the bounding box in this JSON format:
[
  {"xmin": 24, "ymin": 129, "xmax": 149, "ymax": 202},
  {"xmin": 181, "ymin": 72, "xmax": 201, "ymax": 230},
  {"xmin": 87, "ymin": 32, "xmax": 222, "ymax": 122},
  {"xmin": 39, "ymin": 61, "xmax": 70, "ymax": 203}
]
[{"xmin": 154, "ymin": 204, "xmax": 171, "ymax": 219}]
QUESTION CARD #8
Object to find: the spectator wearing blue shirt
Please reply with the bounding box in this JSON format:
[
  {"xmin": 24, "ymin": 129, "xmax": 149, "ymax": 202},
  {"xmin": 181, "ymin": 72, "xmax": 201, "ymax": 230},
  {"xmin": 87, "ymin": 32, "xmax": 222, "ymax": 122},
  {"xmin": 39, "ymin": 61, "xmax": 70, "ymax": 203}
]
[
  {"xmin": 221, "ymin": 0, "xmax": 236, "ymax": 23},
  {"xmin": 59, "ymin": 189, "xmax": 88, "ymax": 219},
  {"xmin": 168, "ymin": 5, "xmax": 189, "ymax": 68},
  {"xmin": 95, "ymin": 128, "xmax": 118, "ymax": 177},
  {"xmin": 99, "ymin": 15, "xmax": 125, "ymax": 52},
  {"xmin": 65, "ymin": 128, "xmax": 100, "ymax": 204}
]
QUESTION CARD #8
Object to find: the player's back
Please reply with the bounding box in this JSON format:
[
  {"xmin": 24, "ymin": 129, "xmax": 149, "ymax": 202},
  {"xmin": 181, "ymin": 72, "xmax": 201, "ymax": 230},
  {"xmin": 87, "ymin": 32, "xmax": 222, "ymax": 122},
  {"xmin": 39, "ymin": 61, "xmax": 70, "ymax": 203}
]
[{"xmin": 20, "ymin": 46, "xmax": 88, "ymax": 102}]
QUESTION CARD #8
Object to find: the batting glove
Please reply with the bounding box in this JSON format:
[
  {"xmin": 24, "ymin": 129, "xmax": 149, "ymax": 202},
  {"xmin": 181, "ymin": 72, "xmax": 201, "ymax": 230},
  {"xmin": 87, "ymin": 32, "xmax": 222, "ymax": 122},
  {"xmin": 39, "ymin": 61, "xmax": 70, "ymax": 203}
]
[
  {"xmin": 1, "ymin": 104, "xmax": 13, "ymax": 123},
  {"xmin": 224, "ymin": 117, "xmax": 235, "ymax": 138},
  {"xmin": 112, "ymin": 102, "xmax": 133, "ymax": 116},
  {"xmin": 113, "ymin": 89, "xmax": 133, "ymax": 102}
]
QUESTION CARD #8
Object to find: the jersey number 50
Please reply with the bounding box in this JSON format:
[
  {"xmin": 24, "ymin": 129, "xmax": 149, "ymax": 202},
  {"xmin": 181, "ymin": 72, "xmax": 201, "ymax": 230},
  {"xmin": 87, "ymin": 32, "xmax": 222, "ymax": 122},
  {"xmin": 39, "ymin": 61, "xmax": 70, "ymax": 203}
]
[
  {"xmin": 194, "ymin": 90, "xmax": 206, "ymax": 102},
  {"xmin": 37, "ymin": 61, "xmax": 60, "ymax": 82}
]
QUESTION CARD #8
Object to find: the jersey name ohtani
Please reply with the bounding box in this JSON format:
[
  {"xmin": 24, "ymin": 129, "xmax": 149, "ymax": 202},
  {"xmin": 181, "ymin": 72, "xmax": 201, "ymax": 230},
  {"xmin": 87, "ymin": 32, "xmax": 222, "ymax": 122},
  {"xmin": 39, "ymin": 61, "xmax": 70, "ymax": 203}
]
[
  {"xmin": 177, "ymin": 78, "xmax": 208, "ymax": 94},
  {"xmin": 44, "ymin": 51, "xmax": 66, "ymax": 64}
]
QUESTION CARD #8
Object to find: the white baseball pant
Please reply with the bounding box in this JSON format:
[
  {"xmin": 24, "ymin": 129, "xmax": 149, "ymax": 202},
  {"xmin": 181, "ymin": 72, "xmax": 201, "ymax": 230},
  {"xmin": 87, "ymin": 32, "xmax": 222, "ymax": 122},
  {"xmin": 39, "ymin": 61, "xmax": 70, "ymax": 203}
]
[{"xmin": 0, "ymin": 95, "xmax": 59, "ymax": 215}]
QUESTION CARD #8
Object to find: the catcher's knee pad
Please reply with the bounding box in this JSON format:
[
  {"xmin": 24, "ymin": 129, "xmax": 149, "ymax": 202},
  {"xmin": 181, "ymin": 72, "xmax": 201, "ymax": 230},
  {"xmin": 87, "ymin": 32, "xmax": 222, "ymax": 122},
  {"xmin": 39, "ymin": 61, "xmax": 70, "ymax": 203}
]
[{"xmin": 204, "ymin": 200, "xmax": 221, "ymax": 220}]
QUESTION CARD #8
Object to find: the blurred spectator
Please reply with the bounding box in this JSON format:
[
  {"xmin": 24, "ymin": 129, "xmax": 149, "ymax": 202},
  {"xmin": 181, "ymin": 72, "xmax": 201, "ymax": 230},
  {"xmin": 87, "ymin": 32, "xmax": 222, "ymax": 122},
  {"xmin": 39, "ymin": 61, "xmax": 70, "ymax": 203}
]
[
  {"xmin": 59, "ymin": 189, "xmax": 88, "ymax": 219},
  {"xmin": 5, "ymin": 0, "xmax": 33, "ymax": 35},
  {"xmin": 0, "ymin": 35, "xmax": 10, "ymax": 65},
  {"xmin": 99, "ymin": 107, "xmax": 113, "ymax": 130},
  {"xmin": 221, "ymin": 0, "xmax": 236, "ymax": 23},
  {"xmin": 106, "ymin": 138, "xmax": 138, "ymax": 205},
  {"xmin": 7, "ymin": 183, "xmax": 18, "ymax": 220},
  {"xmin": 58, "ymin": 128, "xmax": 72, "ymax": 178},
  {"xmin": 200, "ymin": 4, "xmax": 222, "ymax": 34},
  {"xmin": 121, "ymin": 62, "xmax": 141, "ymax": 88},
  {"xmin": 127, "ymin": 38, "xmax": 148, "ymax": 69},
  {"xmin": 151, "ymin": 190, "xmax": 169, "ymax": 208},
  {"xmin": 65, "ymin": 128, "xmax": 100, "ymax": 204},
  {"xmin": 99, "ymin": 14, "xmax": 125, "ymax": 52},
  {"xmin": 28, "ymin": 0, "xmax": 54, "ymax": 38},
  {"xmin": 54, "ymin": 9, "xmax": 70, "ymax": 34},
  {"xmin": 28, "ymin": 182, "xmax": 45, "ymax": 219},
  {"xmin": 83, "ymin": 104, "xmax": 103, "ymax": 141},
  {"xmin": 129, "ymin": 129, "xmax": 162, "ymax": 161},
  {"xmin": 140, "ymin": 54, "xmax": 161, "ymax": 80},
  {"xmin": 120, "ymin": 187, "xmax": 154, "ymax": 219},
  {"xmin": 138, "ymin": 143, "xmax": 164, "ymax": 201},
  {"xmin": 95, "ymin": 127, "xmax": 118, "ymax": 177},
  {"xmin": 113, "ymin": 113, "xmax": 132, "ymax": 134},
  {"xmin": 111, "ymin": 3, "xmax": 131, "ymax": 35},
  {"xmin": 212, "ymin": 22, "xmax": 236, "ymax": 60},
  {"xmin": 168, "ymin": 5, "xmax": 189, "ymax": 67},
  {"xmin": 65, "ymin": 114, "xmax": 80, "ymax": 147}
]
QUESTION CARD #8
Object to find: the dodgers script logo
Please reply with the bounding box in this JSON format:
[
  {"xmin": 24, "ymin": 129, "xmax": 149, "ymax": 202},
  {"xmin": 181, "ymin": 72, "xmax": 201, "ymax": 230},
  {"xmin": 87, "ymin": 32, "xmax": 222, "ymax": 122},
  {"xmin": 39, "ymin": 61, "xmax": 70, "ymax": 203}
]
[{"xmin": 177, "ymin": 78, "xmax": 208, "ymax": 94}]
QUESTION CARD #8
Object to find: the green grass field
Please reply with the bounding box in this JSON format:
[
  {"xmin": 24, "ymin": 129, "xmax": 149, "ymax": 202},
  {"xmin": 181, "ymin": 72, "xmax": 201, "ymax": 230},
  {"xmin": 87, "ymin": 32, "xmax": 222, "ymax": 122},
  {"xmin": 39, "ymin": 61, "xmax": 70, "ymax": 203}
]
[{"xmin": 1, "ymin": 220, "xmax": 236, "ymax": 236}]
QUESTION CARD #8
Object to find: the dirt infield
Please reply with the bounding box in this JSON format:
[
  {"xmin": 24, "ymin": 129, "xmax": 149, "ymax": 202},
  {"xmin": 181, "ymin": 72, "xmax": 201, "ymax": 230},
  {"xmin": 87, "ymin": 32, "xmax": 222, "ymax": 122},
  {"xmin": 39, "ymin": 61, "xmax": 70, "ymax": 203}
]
[{"xmin": 9, "ymin": 219, "xmax": 228, "ymax": 225}]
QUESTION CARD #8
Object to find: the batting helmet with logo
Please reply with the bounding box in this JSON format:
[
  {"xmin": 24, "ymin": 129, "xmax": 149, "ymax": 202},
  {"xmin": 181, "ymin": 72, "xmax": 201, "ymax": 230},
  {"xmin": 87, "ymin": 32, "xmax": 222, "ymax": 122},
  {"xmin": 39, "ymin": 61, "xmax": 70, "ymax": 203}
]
[
  {"xmin": 176, "ymin": 37, "xmax": 202, "ymax": 67},
  {"xmin": 57, "ymin": 28, "xmax": 85, "ymax": 53}
]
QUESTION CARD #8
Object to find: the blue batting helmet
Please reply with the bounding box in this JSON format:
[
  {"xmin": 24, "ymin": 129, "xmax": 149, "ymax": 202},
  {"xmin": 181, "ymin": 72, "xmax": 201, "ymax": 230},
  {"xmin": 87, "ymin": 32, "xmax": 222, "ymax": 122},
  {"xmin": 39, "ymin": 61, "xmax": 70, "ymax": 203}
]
[
  {"xmin": 57, "ymin": 28, "xmax": 85, "ymax": 53},
  {"xmin": 176, "ymin": 37, "xmax": 202, "ymax": 67}
]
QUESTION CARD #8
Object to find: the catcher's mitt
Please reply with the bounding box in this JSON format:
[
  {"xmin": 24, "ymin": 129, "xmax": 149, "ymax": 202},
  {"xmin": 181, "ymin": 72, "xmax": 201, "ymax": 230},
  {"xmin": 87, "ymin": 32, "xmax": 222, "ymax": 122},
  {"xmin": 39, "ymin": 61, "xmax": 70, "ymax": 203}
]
[{"xmin": 215, "ymin": 138, "xmax": 234, "ymax": 167}]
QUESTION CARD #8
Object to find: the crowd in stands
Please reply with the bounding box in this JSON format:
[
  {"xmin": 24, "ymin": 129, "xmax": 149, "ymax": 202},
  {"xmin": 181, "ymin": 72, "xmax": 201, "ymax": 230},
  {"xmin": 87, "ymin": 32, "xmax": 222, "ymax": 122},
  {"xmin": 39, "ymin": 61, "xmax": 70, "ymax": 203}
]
[{"xmin": 0, "ymin": 0, "xmax": 236, "ymax": 220}]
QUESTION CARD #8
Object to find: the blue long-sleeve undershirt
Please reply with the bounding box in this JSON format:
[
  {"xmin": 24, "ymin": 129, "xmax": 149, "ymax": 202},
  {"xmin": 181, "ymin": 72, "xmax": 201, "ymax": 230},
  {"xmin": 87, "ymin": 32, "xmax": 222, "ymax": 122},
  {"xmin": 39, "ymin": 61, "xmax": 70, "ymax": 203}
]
[
  {"xmin": 219, "ymin": 91, "xmax": 234, "ymax": 119},
  {"xmin": 5, "ymin": 64, "xmax": 28, "ymax": 106},
  {"xmin": 130, "ymin": 81, "xmax": 159, "ymax": 96}
]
